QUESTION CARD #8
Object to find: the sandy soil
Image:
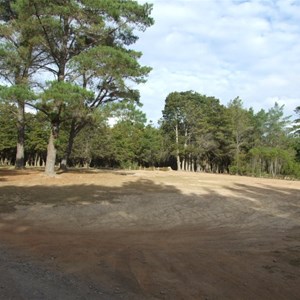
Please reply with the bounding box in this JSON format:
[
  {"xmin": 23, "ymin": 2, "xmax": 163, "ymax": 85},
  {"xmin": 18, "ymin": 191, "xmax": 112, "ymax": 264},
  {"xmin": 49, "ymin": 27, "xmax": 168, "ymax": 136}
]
[{"xmin": 0, "ymin": 168, "xmax": 299, "ymax": 299}]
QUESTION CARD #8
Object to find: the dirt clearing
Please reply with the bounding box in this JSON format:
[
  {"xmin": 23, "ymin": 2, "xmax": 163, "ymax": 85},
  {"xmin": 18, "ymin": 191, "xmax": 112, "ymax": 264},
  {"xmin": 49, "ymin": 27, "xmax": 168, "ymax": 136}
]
[{"xmin": 0, "ymin": 169, "xmax": 300, "ymax": 299}]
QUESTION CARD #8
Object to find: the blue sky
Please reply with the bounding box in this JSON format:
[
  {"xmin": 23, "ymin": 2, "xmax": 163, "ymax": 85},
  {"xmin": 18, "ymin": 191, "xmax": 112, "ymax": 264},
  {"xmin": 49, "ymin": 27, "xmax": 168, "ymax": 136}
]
[{"xmin": 135, "ymin": 0, "xmax": 300, "ymax": 123}]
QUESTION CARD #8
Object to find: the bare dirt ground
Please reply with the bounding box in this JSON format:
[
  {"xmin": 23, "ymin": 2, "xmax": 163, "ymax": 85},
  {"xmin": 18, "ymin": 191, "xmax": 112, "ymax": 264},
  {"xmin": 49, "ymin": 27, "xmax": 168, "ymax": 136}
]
[{"xmin": 0, "ymin": 168, "xmax": 299, "ymax": 299}]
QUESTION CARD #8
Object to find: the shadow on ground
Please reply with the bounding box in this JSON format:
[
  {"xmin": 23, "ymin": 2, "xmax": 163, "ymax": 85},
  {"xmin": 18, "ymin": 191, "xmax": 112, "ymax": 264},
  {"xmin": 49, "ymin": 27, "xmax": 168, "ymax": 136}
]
[
  {"xmin": 0, "ymin": 170, "xmax": 300, "ymax": 299},
  {"xmin": 0, "ymin": 176, "xmax": 299, "ymax": 227}
]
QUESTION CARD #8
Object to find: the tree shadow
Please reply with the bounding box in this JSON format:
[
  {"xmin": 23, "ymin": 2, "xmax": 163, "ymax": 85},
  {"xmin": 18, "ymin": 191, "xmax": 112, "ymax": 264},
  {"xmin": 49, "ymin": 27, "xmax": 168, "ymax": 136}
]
[
  {"xmin": 224, "ymin": 182, "xmax": 300, "ymax": 219},
  {"xmin": 0, "ymin": 170, "xmax": 30, "ymax": 182},
  {"xmin": 0, "ymin": 173, "xmax": 299, "ymax": 230},
  {"xmin": 0, "ymin": 168, "xmax": 43, "ymax": 180},
  {"xmin": 198, "ymin": 181, "xmax": 300, "ymax": 231},
  {"xmin": 0, "ymin": 178, "xmax": 180, "ymax": 214}
]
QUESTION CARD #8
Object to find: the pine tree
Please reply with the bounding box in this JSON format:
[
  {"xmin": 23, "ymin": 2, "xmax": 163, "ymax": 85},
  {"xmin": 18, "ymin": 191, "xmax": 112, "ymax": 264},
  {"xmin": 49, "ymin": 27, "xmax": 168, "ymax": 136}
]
[{"xmin": 19, "ymin": 0, "xmax": 154, "ymax": 175}]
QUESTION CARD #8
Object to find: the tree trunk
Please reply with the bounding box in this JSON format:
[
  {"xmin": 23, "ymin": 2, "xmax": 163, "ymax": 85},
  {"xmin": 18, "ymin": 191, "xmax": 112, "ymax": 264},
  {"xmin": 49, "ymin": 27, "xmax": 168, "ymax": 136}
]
[
  {"xmin": 259, "ymin": 158, "xmax": 262, "ymax": 177},
  {"xmin": 274, "ymin": 157, "xmax": 278, "ymax": 176},
  {"xmin": 269, "ymin": 160, "xmax": 274, "ymax": 177},
  {"xmin": 45, "ymin": 131, "xmax": 57, "ymax": 176},
  {"xmin": 192, "ymin": 159, "xmax": 195, "ymax": 172},
  {"xmin": 15, "ymin": 100, "xmax": 25, "ymax": 169},
  {"xmin": 60, "ymin": 119, "xmax": 77, "ymax": 171},
  {"xmin": 236, "ymin": 141, "xmax": 240, "ymax": 174},
  {"xmin": 183, "ymin": 129, "xmax": 188, "ymax": 172},
  {"xmin": 34, "ymin": 153, "xmax": 39, "ymax": 167},
  {"xmin": 182, "ymin": 157, "xmax": 186, "ymax": 171},
  {"xmin": 175, "ymin": 123, "xmax": 181, "ymax": 171}
]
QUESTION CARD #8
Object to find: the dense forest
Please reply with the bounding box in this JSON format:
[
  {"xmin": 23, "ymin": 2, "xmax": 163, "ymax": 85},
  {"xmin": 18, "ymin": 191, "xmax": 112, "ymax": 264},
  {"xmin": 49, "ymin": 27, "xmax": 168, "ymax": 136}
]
[
  {"xmin": 0, "ymin": 1, "xmax": 300, "ymax": 178},
  {"xmin": 1, "ymin": 94, "xmax": 300, "ymax": 178}
]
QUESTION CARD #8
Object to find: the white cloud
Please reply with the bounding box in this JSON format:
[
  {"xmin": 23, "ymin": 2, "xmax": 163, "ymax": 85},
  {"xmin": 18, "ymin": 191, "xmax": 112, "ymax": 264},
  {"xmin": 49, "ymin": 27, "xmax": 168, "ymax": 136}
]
[{"xmin": 135, "ymin": 0, "xmax": 300, "ymax": 122}]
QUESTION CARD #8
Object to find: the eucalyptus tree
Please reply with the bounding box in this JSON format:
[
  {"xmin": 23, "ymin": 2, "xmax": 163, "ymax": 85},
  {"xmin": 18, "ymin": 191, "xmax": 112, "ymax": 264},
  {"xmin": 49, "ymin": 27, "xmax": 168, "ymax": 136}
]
[{"xmin": 19, "ymin": 0, "xmax": 154, "ymax": 175}]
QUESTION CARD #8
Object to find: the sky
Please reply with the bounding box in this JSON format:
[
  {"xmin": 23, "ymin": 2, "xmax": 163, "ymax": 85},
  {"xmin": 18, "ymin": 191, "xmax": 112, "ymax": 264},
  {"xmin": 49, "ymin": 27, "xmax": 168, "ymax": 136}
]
[{"xmin": 134, "ymin": 0, "xmax": 300, "ymax": 123}]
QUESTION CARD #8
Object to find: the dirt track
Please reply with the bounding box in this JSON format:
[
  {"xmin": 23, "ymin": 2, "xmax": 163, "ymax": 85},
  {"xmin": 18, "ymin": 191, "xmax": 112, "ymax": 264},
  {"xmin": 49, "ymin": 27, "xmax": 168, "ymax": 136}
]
[{"xmin": 0, "ymin": 169, "xmax": 300, "ymax": 299}]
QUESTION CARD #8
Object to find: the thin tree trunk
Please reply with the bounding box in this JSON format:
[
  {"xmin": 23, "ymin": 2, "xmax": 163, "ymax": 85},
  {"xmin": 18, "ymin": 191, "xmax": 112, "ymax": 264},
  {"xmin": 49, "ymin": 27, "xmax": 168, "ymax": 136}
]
[
  {"xmin": 15, "ymin": 100, "xmax": 25, "ymax": 169},
  {"xmin": 259, "ymin": 158, "xmax": 262, "ymax": 177},
  {"xmin": 182, "ymin": 157, "xmax": 186, "ymax": 171},
  {"xmin": 175, "ymin": 123, "xmax": 181, "ymax": 171},
  {"xmin": 45, "ymin": 130, "xmax": 57, "ymax": 176},
  {"xmin": 183, "ymin": 129, "xmax": 188, "ymax": 172},
  {"xmin": 269, "ymin": 160, "xmax": 274, "ymax": 177},
  {"xmin": 274, "ymin": 157, "xmax": 278, "ymax": 176},
  {"xmin": 34, "ymin": 153, "xmax": 39, "ymax": 167},
  {"xmin": 236, "ymin": 141, "xmax": 240, "ymax": 175}
]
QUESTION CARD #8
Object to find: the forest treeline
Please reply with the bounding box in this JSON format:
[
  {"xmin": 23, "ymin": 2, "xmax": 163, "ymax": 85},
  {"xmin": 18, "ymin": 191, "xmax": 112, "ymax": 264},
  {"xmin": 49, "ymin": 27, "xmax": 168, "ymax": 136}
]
[
  {"xmin": 1, "ymin": 93, "xmax": 300, "ymax": 179},
  {"xmin": 161, "ymin": 92, "xmax": 300, "ymax": 178},
  {"xmin": 0, "ymin": 1, "xmax": 300, "ymax": 178}
]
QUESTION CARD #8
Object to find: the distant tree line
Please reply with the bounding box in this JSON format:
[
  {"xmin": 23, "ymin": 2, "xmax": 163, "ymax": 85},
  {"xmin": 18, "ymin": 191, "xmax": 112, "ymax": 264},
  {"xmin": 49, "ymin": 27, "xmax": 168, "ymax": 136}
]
[
  {"xmin": 1, "ymin": 94, "xmax": 300, "ymax": 179},
  {"xmin": 160, "ymin": 91, "xmax": 300, "ymax": 178}
]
